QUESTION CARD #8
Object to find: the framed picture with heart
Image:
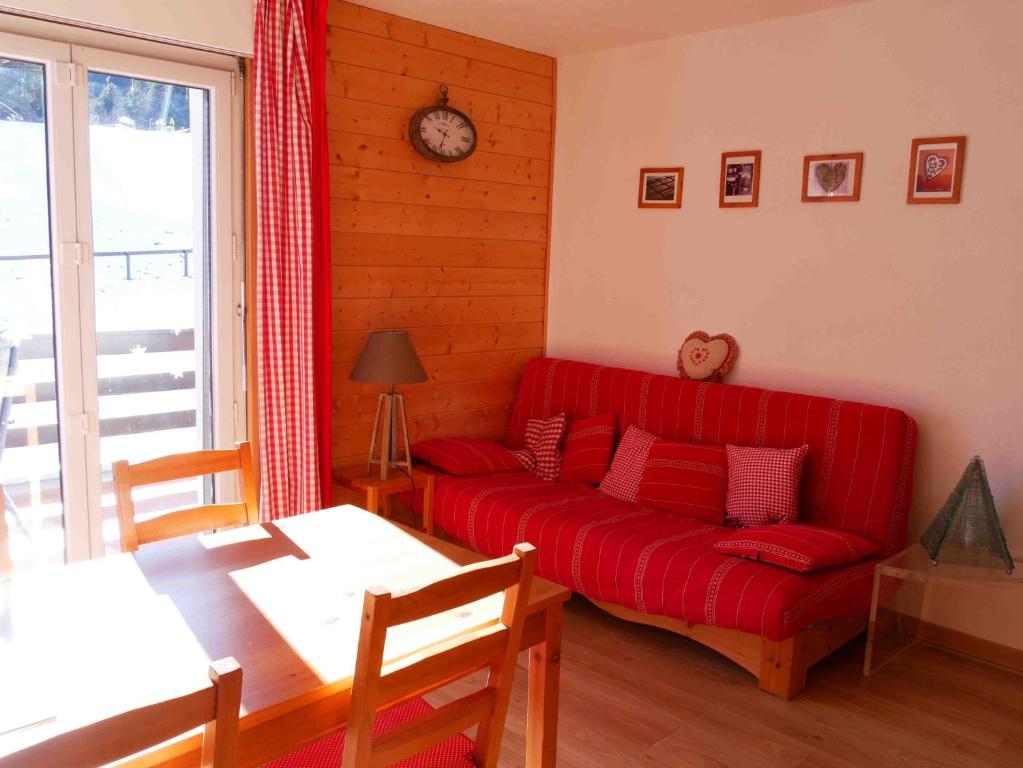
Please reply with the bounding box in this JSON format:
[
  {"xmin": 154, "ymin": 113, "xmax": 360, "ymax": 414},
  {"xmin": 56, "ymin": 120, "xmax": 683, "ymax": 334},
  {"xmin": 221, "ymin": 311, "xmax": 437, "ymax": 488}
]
[
  {"xmin": 802, "ymin": 152, "xmax": 863, "ymax": 202},
  {"xmin": 676, "ymin": 331, "xmax": 739, "ymax": 382},
  {"xmin": 907, "ymin": 135, "xmax": 966, "ymax": 204}
]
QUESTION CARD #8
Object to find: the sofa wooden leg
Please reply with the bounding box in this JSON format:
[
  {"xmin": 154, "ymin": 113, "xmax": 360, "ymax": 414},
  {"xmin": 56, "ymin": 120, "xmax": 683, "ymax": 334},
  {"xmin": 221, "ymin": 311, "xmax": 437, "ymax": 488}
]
[{"xmin": 758, "ymin": 636, "xmax": 807, "ymax": 700}]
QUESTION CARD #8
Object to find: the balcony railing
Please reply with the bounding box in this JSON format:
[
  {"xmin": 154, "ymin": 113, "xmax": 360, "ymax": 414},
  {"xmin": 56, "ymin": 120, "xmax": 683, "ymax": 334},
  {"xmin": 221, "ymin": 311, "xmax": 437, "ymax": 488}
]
[
  {"xmin": 6, "ymin": 328, "xmax": 198, "ymax": 449},
  {"xmin": 0, "ymin": 247, "xmax": 193, "ymax": 280},
  {"xmin": 2, "ymin": 247, "xmax": 201, "ymax": 472},
  {"xmin": 2, "ymin": 248, "xmax": 205, "ymax": 567}
]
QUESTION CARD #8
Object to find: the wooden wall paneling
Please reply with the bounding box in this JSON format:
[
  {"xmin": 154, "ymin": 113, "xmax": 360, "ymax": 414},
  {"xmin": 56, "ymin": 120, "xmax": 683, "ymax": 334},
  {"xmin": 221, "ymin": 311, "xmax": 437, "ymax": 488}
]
[
  {"xmin": 334, "ymin": 297, "xmax": 545, "ymax": 331},
  {"xmin": 542, "ymin": 63, "xmax": 557, "ymax": 374},
  {"xmin": 334, "ymin": 379, "xmax": 522, "ymax": 427},
  {"xmin": 331, "ymin": 200, "xmax": 548, "ymax": 241},
  {"xmin": 330, "ymin": 167, "xmax": 549, "ymax": 214},
  {"xmin": 332, "ymin": 266, "xmax": 546, "ymax": 299},
  {"xmin": 326, "ymin": 2, "xmax": 554, "ymax": 78},
  {"xmin": 326, "ymin": 63, "xmax": 553, "ymax": 132},
  {"xmin": 326, "ymin": 28, "xmax": 554, "ymax": 104},
  {"xmin": 326, "ymin": 1, "xmax": 554, "ymax": 473},
  {"xmin": 332, "ymin": 234, "xmax": 547, "ymax": 269},
  {"xmin": 329, "ymin": 132, "xmax": 551, "ymax": 188},
  {"xmin": 333, "ymin": 322, "xmax": 545, "ymax": 362},
  {"xmin": 326, "ymin": 97, "xmax": 553, "ymax": 159}
]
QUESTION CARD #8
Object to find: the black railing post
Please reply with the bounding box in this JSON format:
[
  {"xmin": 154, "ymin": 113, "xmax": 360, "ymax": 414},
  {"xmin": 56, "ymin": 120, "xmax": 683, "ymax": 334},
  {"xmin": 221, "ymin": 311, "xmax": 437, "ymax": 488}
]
[{"xmin": 124, "ymin": 252, "xmax": 132, "ymax": 280}]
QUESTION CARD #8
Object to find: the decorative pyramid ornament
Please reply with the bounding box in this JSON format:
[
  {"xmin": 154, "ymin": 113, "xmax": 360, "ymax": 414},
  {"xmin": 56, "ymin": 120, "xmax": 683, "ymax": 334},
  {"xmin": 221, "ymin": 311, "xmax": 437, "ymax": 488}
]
[{"xmin": 921, "ymin": 456, "xmax": 1014, "ymax": 573}]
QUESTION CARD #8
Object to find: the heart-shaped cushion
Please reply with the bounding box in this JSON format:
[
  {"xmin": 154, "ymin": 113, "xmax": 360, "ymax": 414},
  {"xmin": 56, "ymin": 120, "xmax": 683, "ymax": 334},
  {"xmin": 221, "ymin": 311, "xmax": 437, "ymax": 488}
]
[{"xmin": 677, "ymin": 331, "xmax": 738, "ymax": 381}]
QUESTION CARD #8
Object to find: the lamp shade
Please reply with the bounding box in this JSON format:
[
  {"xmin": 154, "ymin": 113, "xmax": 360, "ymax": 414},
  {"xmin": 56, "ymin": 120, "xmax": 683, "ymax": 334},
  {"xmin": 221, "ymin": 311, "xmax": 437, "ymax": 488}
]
[{"xmin": 349, "ymin": 331, "xmax": 428, "ymax": 386}]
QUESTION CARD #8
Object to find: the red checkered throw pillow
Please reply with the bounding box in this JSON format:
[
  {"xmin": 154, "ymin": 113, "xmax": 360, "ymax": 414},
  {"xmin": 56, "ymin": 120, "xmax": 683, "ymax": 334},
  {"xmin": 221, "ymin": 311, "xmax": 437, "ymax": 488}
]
[
  {"xmin": 411, "ymin": 437, "xmax": 525, "ymax": 476},
  {"xmin": 598, "ymin": 425, "xmax": 657, "ymax": 503},
  {"xmin": 713, "ymin": 524, "xmax": 880, "ymax": 573},
  {"xmin": 636, "ymin": 439, "xmax": 728, "ymax": 524},
  {"xmin": 725, "ymin": 444, "xmax": 809, "ymax": 526},
  {"xmin": 559, "ymin": 412, "xmax": 616, "ymax": 484},
  {"xmin": 511, "ymin": 413, "xmax": 567, "ymax": 481}
]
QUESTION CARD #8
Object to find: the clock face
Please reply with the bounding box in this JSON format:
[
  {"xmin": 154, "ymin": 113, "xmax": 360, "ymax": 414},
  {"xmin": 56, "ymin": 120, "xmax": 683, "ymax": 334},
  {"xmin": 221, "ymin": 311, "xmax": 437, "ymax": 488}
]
[{"xmin": 410, "ymin": 106, "xmax": 477, "ymax": 162}]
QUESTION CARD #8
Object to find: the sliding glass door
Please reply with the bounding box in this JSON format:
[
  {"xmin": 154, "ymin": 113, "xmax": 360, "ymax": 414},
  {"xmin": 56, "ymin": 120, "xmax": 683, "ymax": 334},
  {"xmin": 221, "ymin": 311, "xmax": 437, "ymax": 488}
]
[
  {"xmin": 0, "ymin": 32, "xmax": 241, "ymax": 569},
  {"xmin": 0, "ymin": 36, "xmax": 78, "ymax": 568},
  {"xmin": 70, "ymin": 47, "xmax": 238, "ymax": 556}
]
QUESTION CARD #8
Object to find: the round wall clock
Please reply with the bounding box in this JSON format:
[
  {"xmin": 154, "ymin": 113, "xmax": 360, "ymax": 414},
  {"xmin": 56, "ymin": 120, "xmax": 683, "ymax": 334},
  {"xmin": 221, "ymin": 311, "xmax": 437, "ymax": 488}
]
[{"xmin": 408, "ymin": 84, "xmax": 477, "ymax": 163}]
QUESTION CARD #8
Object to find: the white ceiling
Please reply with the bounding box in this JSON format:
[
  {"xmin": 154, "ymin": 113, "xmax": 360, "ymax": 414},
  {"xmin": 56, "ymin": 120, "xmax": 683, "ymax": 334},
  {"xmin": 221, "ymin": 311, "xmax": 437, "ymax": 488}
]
[{"xmin": 356, "ymin": 0, "xmax": 872, "ymax": 57}]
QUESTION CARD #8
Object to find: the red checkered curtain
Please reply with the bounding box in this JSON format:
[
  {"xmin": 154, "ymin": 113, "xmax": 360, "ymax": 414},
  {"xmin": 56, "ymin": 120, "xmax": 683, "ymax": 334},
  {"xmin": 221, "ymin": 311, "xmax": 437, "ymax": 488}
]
[{"xmin": 253, "ymin": 0, "xmax": 331, "ymax": 519}]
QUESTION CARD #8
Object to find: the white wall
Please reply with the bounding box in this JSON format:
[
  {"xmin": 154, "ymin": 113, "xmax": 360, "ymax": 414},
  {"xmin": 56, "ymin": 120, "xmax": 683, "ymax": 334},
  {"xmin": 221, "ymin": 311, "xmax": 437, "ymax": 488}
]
[
  {"xmin": 0, "ymin": 0, "xmax": 253, "ymax": 54},
  {"xmin": 549, "ymin": 0, "xmax": 1023, "ymax": 645}
]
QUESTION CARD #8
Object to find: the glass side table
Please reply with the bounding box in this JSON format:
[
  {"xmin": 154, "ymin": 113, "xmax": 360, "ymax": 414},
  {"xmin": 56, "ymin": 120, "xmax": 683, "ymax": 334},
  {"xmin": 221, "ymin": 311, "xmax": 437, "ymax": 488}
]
[{"xmin": 863, "ymin": 544, "xmax": 1022, "ymax": 675}]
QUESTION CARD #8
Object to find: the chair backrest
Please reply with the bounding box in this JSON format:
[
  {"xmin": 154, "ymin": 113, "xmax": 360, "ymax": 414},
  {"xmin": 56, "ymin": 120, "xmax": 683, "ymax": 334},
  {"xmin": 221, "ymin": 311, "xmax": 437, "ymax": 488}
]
[
  {"xmin": 0, "ymin": 657, "xmax": 241, "ymax": 768},
  {"xmin": 343, "ymin": 543, "xmax": 537, "ymax": 768},
  {"xmin": 113, "ymin": 441, "xmax": 259, "ymax": 552}
]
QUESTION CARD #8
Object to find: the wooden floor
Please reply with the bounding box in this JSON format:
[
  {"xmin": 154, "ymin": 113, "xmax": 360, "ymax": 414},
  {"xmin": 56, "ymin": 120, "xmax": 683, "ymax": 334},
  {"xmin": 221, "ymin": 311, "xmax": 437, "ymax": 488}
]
[{"xmin": 431, "ymin": 596, "xmax": 1023, "ymax": 768}]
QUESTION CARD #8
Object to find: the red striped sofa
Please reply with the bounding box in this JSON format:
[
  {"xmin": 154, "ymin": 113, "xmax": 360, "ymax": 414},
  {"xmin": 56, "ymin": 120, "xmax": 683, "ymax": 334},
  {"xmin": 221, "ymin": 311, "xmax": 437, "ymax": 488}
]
[{"xmin": 415, "ymin": 357, "xmax": 917, "ymax": 698}]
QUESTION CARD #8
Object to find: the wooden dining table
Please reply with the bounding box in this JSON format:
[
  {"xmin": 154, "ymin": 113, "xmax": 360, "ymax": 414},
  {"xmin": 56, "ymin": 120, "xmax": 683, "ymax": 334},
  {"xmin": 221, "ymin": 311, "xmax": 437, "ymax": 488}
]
[{"xmin": 0, "ymin": 506, "xmax": 570, "ymax": 767}]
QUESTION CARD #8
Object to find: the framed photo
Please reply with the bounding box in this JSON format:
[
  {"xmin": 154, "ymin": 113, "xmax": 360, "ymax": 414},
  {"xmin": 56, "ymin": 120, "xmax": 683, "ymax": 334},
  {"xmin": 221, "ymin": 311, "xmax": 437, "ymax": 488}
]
[
  {"xmin": 802, "ymin": 152, "xmax": 863, "ymax": 202},
  {"xmin": 907, "ymin": 136, "xmax": 965, "ymax": 204},
  {"xmin": 719, "ymin": 150, "xmax": 761, "ymax": 207},
  {"xmin": 638, "ymin": 167, "xmax": 683, "ymax": 208}
]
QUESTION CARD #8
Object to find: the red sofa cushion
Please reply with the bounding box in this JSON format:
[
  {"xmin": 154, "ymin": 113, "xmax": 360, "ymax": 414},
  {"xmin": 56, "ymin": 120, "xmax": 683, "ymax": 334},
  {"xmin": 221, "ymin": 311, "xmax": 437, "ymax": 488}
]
[
  {"xmin": 506, "ymin": 357, "xmax": 916, "ymax": 555},
  {"xmin": 725, "ymin": 444, "xmax": 809, "ymax": 527},
  {"xmin": 559, "ymin": 412, "xmax": 616, "ymax": 484},
  {"xmin": 636, "ymin": 439, "xmax": 728, "ymax": 525},
  {"xmin": 432, "ymin": 473, "xmax": 878, "ymax": 642},
  {"xmin": 411, "ymin": 438, "xmax": 524, "ymax": 476},
  {"xmin": 598, "ymin": 425, "xmax": 656, "ymax": 502},
  {"xmin": 714, "ymin": 524, "xmax": 881, "ymax": 573}
]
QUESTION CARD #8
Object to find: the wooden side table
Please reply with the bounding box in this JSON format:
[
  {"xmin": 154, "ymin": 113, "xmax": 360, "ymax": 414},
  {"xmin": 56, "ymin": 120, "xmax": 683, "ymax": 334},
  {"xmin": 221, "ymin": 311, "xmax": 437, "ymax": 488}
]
[{"xmin": 332, "ymin": 465, "xmax": 436, "ymax": 535}]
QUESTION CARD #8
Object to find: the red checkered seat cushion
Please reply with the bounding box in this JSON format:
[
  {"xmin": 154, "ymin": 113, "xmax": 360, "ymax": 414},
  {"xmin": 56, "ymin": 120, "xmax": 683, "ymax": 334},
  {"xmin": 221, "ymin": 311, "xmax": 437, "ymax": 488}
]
[
  {"xmin": 636, "ymin": 439, "xmax": 728, "ymax": 525},
  {"xmin": 411, "ymin": 438, "xmax": 525, "ymax": 476},
  {"xmin": 511, "ymin": 413, "xmax": 566, "ymax": 481},
  {"xmin": 261, "ymin": 696, "xmax": 474, "ymax": 768},
  {"xmin": 725, "ymin": 444, "xmax": 810, "ymax": 527},
  {"xmin": 714, "ymin": 524, "xmax": 881, "ymax": 573},
  {"xmin": 432, "ymin": 473, "xmax": 879, "ymax": 641},
  {"xmin": 559, "ymin": 412, "xmax": 616, "ymax": 484}
]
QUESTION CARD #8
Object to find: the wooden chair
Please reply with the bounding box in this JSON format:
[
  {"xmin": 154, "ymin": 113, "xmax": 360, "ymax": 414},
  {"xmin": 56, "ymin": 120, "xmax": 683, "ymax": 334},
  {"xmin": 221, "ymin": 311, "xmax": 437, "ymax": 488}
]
[
  {"xmin": 266, "ymin": 543, "xmax": 537, "ymax": 768},
  {"xmin": 0, "ymin": 657, "xmax": 242, "ymax": 768},
  {"xmin": 113, "ymin": 442, "xmax": 258, "ymax": 552}
]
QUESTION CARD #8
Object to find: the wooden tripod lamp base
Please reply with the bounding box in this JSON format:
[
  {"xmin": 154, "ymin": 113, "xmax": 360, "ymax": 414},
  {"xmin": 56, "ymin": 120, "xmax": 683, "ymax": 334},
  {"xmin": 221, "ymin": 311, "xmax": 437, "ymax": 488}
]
[
  {"xmin": 367, "ymin": 390, "xmax": 413, "ymax": 480},
  {"xmin": 350, "ymin": 330, "xmax": 428, "ymax": 481}
]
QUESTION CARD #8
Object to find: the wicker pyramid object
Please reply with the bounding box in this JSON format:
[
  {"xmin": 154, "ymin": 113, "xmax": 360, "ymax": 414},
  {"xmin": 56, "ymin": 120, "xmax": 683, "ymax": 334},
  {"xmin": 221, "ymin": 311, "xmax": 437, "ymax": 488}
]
[{"xmin": 921, "ymin": 456, "xmax": 1015, "ymax": 573}]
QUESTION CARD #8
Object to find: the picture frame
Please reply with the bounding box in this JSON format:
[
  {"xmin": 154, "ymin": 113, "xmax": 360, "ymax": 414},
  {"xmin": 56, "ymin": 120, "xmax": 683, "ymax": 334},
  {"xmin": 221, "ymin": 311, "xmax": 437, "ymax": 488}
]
[
  {"xmin": 802, "ymin": 152, "xmax": 863, "ymax": 202},
  {"xmin": 638, "ymin": 167, "xmax": 684, "ymax": 208},
  {"xmin": 719, "ymin": 150, "xmax": 761, "ymax": 208},
  {"xmin": 906, "ymin": 136, "xmax": 965, "ymax": 204}
]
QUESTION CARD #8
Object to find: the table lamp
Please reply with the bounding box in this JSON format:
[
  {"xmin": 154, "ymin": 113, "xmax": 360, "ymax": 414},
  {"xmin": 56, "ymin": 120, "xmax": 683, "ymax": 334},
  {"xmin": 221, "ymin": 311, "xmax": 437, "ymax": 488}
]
[{"xmin": 349, "ymin": 330, "xmax": 428, "ymax": 479}]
